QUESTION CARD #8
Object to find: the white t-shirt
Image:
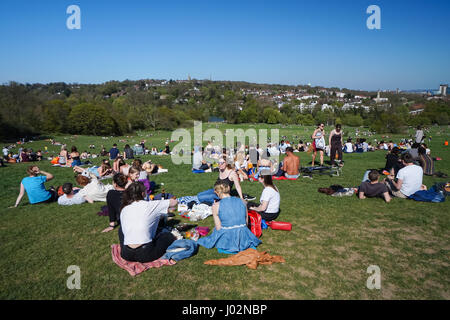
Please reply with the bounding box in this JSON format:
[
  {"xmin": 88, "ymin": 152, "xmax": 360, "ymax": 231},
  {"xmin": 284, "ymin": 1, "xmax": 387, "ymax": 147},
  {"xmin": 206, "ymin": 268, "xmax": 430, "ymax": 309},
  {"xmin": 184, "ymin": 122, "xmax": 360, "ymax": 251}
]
[
  {"xmin": 58, "ymin": 192, "xmax": 86, "ymax": 205},
  {"xmin": 78, "ymin": 173, "xmax": 114, "ymax": 202},
  {"xmin": 396, "ymin": 164, "xmax": 423, "ymax": 196},
  {"xmin": 120, "ymin": 200, "xmax": 170, "ymax": 245},
  {"xmin": 2, "ymin": 147, "xmax": 8, "ymax": 156},
  {"xmin": 415, "ymin": 130, "xmax": 424, "ymax": 143},
  {"xmin": 344, "ymin": 142, "xmax": 353, "ymax": 153},
  {"xmin": 260, "ymin": 186, "xmax": 280, "ymax": 214}
]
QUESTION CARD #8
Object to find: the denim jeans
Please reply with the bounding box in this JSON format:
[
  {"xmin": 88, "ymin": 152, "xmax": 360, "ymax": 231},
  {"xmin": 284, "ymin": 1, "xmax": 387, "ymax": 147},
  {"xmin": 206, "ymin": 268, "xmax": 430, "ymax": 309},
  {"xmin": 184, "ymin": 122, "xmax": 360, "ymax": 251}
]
[{"xmin": 197, "ymin": 188, "xmax": 220, "ymax": 203}]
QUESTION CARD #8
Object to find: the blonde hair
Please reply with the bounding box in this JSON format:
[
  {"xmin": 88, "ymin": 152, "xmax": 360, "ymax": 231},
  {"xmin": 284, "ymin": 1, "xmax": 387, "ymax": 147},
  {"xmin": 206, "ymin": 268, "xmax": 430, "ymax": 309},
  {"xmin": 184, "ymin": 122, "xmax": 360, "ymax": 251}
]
[
  {"xmin": 142, "ymin": 162, "xmax": 152, "ymax": 172},
  {"xmin": 236, "ymin": 152, "xmax": 245, "ymax": 166},
  {"xmin": 214, "ymin": 181, "xmax": 230, "ymax": 198}
]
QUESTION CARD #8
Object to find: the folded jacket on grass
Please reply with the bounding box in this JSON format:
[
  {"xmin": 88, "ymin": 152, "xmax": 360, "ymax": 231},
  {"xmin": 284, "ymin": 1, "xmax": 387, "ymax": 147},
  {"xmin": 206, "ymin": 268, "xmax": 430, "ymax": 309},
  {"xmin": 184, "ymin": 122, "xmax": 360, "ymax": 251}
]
[
  {"xmin": 204, "ymin": 248, "xmax": 285, "ymax": 270},
  {"xmin": 111, "ymin": 244, "xmax": 176, "ymax": 276}
]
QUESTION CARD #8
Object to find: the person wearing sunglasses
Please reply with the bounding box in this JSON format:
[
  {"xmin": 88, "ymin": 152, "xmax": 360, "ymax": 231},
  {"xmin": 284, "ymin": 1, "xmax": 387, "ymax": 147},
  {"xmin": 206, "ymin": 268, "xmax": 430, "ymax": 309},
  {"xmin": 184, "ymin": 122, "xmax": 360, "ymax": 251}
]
[
  {"xmin": 197, "ymin": 156, "xmax": 245, "ymax": 204},
  {"xmin": 311, "ymin": 123, "xmax": 326, "ymax": 167}
]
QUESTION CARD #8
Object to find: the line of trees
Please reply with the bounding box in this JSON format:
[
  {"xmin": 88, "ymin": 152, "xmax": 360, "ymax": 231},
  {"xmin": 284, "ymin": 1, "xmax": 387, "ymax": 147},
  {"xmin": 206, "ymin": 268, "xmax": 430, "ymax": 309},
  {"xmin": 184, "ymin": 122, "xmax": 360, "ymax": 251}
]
[{"xmin": 0, "ymin": 80, "xmax": 449, "ymax": 140}]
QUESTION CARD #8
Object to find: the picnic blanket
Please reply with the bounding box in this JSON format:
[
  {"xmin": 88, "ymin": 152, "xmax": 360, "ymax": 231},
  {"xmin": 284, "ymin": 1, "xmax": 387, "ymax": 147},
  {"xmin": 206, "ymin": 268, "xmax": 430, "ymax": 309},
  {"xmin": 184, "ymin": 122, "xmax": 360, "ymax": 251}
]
[
  {"xmin": 273, "ymin": 176, "xmax": 298, "ymax": 181},
  {"xmin": 111, "ymin": 244, "xmax": 176, "ymax": 276},
  {"xmin": 204, "ymin": 248, "xmax": 285, "ymax": 270}
]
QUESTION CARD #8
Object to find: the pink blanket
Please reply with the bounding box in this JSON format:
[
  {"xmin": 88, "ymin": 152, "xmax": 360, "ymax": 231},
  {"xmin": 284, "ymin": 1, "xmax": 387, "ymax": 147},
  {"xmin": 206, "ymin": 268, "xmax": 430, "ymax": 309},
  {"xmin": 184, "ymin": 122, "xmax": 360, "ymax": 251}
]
[{"xmin": 111, "ymin": 244, "xmax": 176, "ymax": 276}]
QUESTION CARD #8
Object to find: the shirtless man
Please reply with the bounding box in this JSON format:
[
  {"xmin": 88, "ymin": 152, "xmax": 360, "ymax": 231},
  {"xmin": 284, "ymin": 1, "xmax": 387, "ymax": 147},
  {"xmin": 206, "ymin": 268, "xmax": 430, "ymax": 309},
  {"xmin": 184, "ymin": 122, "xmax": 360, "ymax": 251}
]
[{"xmin": 281, "ymin": 147, "xmax": 300, "ymax": 179}]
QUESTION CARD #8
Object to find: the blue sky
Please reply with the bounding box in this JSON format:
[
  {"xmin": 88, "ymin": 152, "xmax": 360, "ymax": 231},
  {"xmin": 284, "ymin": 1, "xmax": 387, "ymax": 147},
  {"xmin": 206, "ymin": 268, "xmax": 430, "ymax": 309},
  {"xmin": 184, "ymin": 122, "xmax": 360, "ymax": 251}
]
[{"xmin": 0, "ymin": 0, "xmax": 449, "ymax": 91}]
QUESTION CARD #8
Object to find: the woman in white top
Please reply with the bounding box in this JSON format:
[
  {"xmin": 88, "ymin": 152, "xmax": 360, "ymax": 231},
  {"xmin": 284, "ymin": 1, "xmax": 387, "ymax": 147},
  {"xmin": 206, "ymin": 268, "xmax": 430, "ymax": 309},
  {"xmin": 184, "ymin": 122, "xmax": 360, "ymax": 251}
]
[
  {"xmin": 119, "ymin": 182, "xmax": 178, "ymax": 263},
  {"xmin": 59, "ymin": 146, "xmax": 68, "ymax": 166},
  {"xmin": 249, "ymin": 172, "xmax": 280, "ymax": 221},
  {"xmin": 311, "ymin": 123, "xmax": 325, "ymax": 167},
  {"xmin": 74, "ymin": 168, "xmax": 114, "ymax": 202}
]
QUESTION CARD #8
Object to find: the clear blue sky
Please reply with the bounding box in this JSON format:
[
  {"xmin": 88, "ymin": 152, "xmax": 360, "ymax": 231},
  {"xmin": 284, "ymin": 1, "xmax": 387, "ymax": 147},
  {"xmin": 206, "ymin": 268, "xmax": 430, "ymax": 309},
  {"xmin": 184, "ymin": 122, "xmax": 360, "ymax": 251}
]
[{"xmin": 0, "ymin": 0, "xmax": 449, "ymax": 91}]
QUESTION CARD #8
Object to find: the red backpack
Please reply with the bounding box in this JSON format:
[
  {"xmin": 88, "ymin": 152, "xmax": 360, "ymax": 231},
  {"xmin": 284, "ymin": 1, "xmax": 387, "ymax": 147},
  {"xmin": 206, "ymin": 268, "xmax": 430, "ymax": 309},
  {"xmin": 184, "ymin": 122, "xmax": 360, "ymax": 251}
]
[{"xmin": 247, "ymin": 210, "xmax": 262, "ymax": 238}]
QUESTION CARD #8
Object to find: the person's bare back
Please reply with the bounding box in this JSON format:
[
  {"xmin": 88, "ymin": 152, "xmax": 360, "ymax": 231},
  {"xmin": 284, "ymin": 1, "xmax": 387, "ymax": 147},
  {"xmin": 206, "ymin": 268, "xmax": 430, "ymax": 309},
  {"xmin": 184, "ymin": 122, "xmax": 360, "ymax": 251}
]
[{"xmin": 282, "ymin": 153, "xmax": 300, "ymax": 175}]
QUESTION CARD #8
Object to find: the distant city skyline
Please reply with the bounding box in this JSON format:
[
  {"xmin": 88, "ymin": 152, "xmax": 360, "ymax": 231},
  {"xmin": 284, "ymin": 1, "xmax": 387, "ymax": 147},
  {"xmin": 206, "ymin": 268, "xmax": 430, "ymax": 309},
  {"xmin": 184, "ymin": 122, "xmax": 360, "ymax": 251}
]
[{"xmin": 0, "ymin": 0, "xmax": 449, "ymax": 91}]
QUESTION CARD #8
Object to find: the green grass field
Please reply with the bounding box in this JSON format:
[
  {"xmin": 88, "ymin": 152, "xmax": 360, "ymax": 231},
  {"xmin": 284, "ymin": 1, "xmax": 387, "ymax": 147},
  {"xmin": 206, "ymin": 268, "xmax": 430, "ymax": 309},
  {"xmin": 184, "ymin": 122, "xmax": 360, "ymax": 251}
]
[{"xmin": 0, "ymin": 124, "xmax": 449, "ymax": 300}]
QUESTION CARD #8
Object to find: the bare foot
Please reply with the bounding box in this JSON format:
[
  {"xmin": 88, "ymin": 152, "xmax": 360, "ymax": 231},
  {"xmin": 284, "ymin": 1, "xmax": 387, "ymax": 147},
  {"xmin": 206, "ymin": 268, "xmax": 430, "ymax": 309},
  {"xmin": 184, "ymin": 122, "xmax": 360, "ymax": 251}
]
[{"xmin": 101, "ymin": 226, "xmax": 114, "ymax": 233}]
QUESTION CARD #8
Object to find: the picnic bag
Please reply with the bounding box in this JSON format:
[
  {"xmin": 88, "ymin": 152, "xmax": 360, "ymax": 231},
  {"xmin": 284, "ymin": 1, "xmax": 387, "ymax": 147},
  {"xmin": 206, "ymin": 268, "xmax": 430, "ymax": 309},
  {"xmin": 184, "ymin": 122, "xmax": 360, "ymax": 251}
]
[{"xmin": 247, "ymin": 210, "xmax": 262, "ymax": 238}]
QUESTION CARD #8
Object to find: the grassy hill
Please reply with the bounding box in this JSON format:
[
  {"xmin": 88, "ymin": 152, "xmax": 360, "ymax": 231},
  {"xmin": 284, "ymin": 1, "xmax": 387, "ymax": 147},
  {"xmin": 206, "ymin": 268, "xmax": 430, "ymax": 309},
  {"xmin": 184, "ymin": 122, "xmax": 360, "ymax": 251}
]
[{"xmin": 0, "ymin": 124, "xmax": 449, "ymax": 299}]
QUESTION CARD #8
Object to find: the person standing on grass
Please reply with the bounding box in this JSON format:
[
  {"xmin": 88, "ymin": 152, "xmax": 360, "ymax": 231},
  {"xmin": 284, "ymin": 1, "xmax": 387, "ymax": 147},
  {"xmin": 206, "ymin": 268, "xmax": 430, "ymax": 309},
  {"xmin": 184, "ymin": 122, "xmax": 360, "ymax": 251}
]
[
  {"xmin": 328, "ymin": 124, "xmax": 343, "ymax": 166},
  {"xmin": 384, "ymin": 153, "xmax": 423, "ymax": 199},
  {"xmin": 311, "ymin": 123, "xmax": 325, "ymax": 167},
  {"xmin": 12, "ymin": 166, "xmax": 58, "ymax": 207},
  {"xmin": 358, "ymin": 170, "xmax": 391, "ymax": 203},
  {"xmin": 415, "ymin": 125, "xmax": 424, "ymax": 144}
]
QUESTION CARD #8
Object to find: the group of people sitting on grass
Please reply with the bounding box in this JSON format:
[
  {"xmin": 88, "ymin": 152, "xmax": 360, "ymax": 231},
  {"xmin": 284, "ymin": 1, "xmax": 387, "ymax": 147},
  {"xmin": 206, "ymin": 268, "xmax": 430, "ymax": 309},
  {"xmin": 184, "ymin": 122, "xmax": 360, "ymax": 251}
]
[
  {"xmin": 356, "ymin": 136, "xmax": 441, "ymax": 202},
  {"xmin": 8, "ymin": 123, "xmax": 443, "ymax": 264},
  {"xmin": 11, "ymin": 148, "xmax": 282, "ymax": 264},
  {"xmin": 357, "ymin": 152, "xmax": 423, "ymax": 202},
  {"xmin": 2, "ymin": 146, "xmax": 44, "ymax": 163},
  {"xmin": 108, "ymin": 142, "xmax": 172, "ymax": 159}
]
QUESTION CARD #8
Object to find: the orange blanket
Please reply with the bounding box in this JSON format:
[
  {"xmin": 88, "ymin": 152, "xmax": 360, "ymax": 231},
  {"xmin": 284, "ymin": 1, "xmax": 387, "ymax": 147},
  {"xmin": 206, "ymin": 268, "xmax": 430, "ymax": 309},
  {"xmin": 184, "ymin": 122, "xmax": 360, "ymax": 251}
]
[{"xmin": 204, "ymin": 248, "xmax": 285, "ymax": 269}]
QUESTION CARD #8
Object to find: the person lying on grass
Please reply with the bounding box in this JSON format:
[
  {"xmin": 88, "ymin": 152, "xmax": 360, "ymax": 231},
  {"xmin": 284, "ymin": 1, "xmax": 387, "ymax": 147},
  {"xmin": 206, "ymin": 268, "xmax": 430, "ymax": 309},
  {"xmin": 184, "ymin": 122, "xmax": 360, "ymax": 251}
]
[
  {"xmin": 358, "ymin": 170, "xmax": 391, "ymax": 203},
  {"xmin": 12, "ymin": 165, "xmax": 58, "ymax": 207},
  {"xmin": 248, "ymin": 172, "xmax": 281, "ymax": 221},
  {"xmin": 73, "ymin": 166, "xmax": 114, "ymax": 202},
  {"xmin": 102, "ymin": 173, "xmax": 128, "ymax": 233},
  {"xmin": 58, "ymin": 182, "xmax": 91, "ymax": 205},
  {"xmin": 197, "ymin": 181, "xmax": 261, "ymax": 254},
  {"xmin": 119, "ymin": 182, "xmax": 178, "ymax": 263},
  {"xmin": 74, "ymin": 159, "xmax": 113, "ymax": 178},
  {"xmin": 142, "ymin": 160, "xmax": 160, "ymax": 176}
]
